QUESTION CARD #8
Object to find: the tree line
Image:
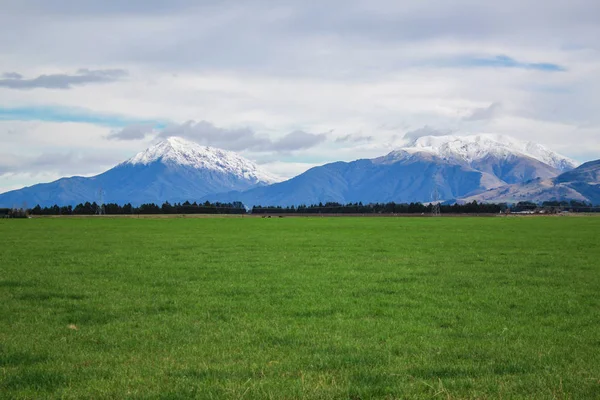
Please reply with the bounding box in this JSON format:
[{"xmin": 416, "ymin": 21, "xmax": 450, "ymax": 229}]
[
  {"xmin": 252, "ymin": 200, "xmax": 597, "ymax": 214},
  {"xmin": 19, "ymin": 199, "xmax": 598, "ymax": 216},
  {"xmin": 511, "ymin": 200, "xmax": 596, "ymax": 212},
  {"xmin": 251, "ymin": 201, "xmax": 506, "ymax": 214},
  {"xmin": 28, "ymin": 201, "xmax": 246, "ymax": 216}
]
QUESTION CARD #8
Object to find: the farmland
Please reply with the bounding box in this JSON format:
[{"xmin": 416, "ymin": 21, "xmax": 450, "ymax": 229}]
[{"xmin": 1, "ymin": 216, "xmax": 599, "ymax": 399}]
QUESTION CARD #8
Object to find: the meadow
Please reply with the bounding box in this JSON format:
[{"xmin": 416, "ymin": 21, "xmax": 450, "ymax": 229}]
[{"xmin": 0, "ymin": 216, "xmax": 599, "ymax": 399}]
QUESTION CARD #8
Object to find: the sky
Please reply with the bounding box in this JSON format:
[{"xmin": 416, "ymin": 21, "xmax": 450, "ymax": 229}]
[{"xmin": 1, "ymin": 0, "xmax": 599, "ymax": 193}]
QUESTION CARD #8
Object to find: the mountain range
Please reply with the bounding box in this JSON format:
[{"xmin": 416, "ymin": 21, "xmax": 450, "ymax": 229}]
[
  {"xmin": 202, "ymin": 134, "xmax": 581, "ymax": 206},
  {"xmin": 1, "ymin": 134, "xmax": 597, "ymax": 208}
]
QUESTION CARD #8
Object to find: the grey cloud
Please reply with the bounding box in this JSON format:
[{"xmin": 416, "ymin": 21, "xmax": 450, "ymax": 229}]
[
  {"xmin": 9, "ymin": 1, "xmax": 599, "ymax": 45},
  {"xmin": 108, "ymin": 124, "xmax": 155, "ymax": 140},
  {"xmin": 30, "ymin": 153, "xmax": 80, "ymax": 169},
  {"xmin": 335, "ymin": 134, "xmax": 374, "ymax": 143},
  {"xmin": 3, "ymin": 1, "xmax": 597, "ymax": 80},
  {"xmin": 271, "ymin": 130, "xmax": 327, "ymax": 151},
  {"xmin": 157, "ymin": 120, "xmax": 269, "ymax": 151},
  {"xmin": 403, "ymin": 126, "xmax": 452, "ymax": 142},
  {"xmin": 463, "ymin": 102, "xmax": 502, "ymax": 121},
  {"xmin": 152, "ymin": 120, "xmax": 326, "ymax": 152},
  {"xmin": 2, "ymin": 72, "xmax": 22, "ymax": 79},
  {"xmin": 0, "ymin": 69, "xmax": 127, "ymax": 90},
  {"xmin": 4, "ymin": 0, "xmax": 205, "ymax": 16}
]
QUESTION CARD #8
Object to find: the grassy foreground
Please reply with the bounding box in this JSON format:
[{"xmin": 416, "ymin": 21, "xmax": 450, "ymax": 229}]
[{"xmin": 0, "ymin": 216, "xmax": 599, "ymax": 399}]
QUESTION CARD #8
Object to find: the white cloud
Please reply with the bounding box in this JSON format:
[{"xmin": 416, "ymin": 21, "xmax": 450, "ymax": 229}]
[
  {"xmin": 403, "ymin": 126, "xmax": 453, "ymax": 142},
  {"xmin": 257, "ymin": 161, "xmax": 320, "ymax": 180},
  {"xmin": 463, "ymin": 102, "xmax": 502, "ymax": 121}
]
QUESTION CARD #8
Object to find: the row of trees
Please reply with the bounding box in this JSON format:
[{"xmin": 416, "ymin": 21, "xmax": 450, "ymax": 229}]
[
  {"xmin": 512, "ymin": 200, "xmax": 596, "ymax": 212},
  {"xmin": 251, "ymin": 201, "xmax": 508, "ymax": 214},
  {"xmin": 29, "ymin": 201, "xmax": 246, "ymax": 216},
  {"xmin": 23, "ymin": 199, "xmax": 598, "ymax": 216},
  {"xmin": 1, "ymin": 208, "xmax": 29, "ymax": 218}
]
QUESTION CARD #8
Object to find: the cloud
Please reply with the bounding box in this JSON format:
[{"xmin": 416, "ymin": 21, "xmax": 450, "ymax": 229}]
[
  {"xmin": 156, "ymin": 120, "xmax": 269, "ymax": 151},
  {"xmin": 256, "ymin": 161, "xmax": 320, "ymax": 179},
  {"xmin": 403, "ymin": 126, "xmax": 452, "ymax": 142},
  {"xmin": 271, "ymin": 130, "xmax": 327, "ymax": 151},
  {"xmin": 0, "ymin": 69, "xmax": 128, "ymax": 90},
  {"xmin": 335, "ymin": 134, "xmax": 374, "ymax": 143},
  {"xmin": 2, "ymin": 72, "xmax": 22, "ymax": 79},
  {"xmin": 463, "ymin": 102, "xmax": 502, "ymax": 121},
  {"xmin": 153, "ymin": 120, "xmax": 327, "ymax": 152},
  {"xmin": 108, "ymin": 124, "xmax": 156, "ymax": 140}
]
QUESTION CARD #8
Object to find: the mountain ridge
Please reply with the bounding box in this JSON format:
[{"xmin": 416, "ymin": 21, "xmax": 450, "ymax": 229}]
[{"xmin": 460, "ymin": 159, "xmax": 600, "ymax": 205}]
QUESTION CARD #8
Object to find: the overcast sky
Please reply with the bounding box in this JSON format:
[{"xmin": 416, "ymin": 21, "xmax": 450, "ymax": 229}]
[{"xmin": 1, "ymin": 0, "xmax": 599, "ymax": 192}]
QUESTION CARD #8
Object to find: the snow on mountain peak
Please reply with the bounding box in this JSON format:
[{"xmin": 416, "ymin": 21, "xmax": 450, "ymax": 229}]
[
  {"xmin": 125, "ymin": 136, "xmax": 280, "ymax": 184},
  {"xmin": 388, "ymin": 134, "xmax": 578, "ymax": 171}
]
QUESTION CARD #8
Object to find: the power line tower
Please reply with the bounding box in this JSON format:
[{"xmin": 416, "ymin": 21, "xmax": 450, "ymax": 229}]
[
  {"xmin": 431, "ymin": 186, "xmax": 441, "ymax": 217},
  {"xmin": 96, "ymin": 188, "xmax": 105, "ymax": 216},
  {"xmin": 430, "ymin": 166, "xmax": 442, "ymax": 217}
]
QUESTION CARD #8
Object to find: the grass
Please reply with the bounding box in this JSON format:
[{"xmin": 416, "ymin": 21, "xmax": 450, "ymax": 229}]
[{"xmin": 0, "ymin": 216, "xmax": 599, "ymax": 399}]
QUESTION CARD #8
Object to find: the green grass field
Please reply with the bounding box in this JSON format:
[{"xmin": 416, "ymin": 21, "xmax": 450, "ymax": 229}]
[{"xmin": 1, "ymin": 216, "xmax": 599, "ymax": 399}]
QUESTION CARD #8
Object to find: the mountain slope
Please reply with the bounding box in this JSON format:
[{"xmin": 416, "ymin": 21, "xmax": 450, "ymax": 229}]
[
  {"xmin": 0, "ymin": 137, "xmax": 278, "ymax": 207},
  {"xmin": 201, "ymin": 158, "xmax": 495, "ymax": 207},
  {"xmin": 204, "ymin": 134, "xmax": 578, "ymax": 207},
  {"xmin": 461, "ymin": 159, "xmax": 600, "ymax": 204}
]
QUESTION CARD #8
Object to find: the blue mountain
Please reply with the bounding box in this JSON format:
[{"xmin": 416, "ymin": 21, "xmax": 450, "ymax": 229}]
[
  {"xmin": 203, "ymin": 134, "xmax": 578, "ymax": 206},
  {"xmin": 0, "ymin": 137, "xmax": 278, "ymax": 207}
]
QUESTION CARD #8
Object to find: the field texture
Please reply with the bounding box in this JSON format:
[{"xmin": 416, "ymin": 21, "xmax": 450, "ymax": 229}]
[{"xmin": 0, "ymin": 216, "xmax": 599, "ymax": 399}]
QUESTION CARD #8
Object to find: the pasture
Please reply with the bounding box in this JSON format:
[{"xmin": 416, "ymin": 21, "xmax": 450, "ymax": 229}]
[{"xmin": 1, "ymin": 216, "xmax": 599, "ymax": 399}]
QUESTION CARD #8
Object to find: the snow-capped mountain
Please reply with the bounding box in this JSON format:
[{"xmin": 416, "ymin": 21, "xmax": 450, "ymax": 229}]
[
  {"xmin": 380, "ymin": 134, "xmax": 578, "ymax": 185},
  {"xmin": 125, "ymin": 137, "xmax": 279, "ymax": 184},
  {"xmin": 203, "ymin": 134, "xmax": 579, "ymax": 206},
  {"xmin": 0, "ymin": 137, "xmax": 279, "ymax": 207},
  {"xmin": 387, "ymin": 134, "xmax": 578, "ymax": 171}
]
